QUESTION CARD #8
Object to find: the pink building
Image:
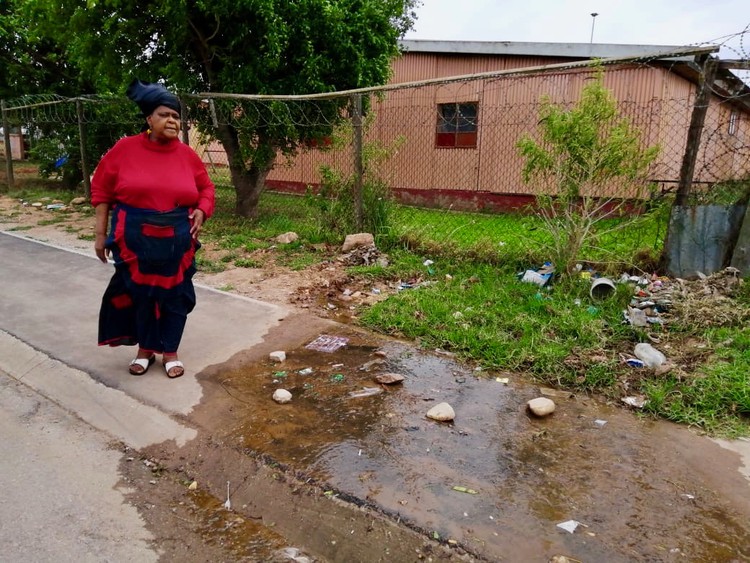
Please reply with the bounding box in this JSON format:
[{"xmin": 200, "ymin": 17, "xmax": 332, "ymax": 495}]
[{"xmin": 193, "ymin": 41, "xmax": 750, "ymax": 211}]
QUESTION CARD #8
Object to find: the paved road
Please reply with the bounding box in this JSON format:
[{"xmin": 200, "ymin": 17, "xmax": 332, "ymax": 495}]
[
  {"xmin": 0, "ymin": 232, "xmax": 293, "ymax": 559},
  {"xmin": 0, "ymin": 370, "xmax": 159, "ymax": 562}
]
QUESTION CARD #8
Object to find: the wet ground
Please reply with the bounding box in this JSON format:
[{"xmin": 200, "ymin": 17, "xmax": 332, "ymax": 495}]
[
  {"xmin": 171, "ymin": 327, "xmax": 750, "ymax": 562},
  {"xmin": 3, "ymin": 199, "xmax": 749, "ymax": 561}
]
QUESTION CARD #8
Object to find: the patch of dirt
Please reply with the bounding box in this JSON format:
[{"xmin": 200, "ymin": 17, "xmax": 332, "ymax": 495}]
[{"xmin": 0, "ymin": 194, "xmax": 396, "ymax": 322}]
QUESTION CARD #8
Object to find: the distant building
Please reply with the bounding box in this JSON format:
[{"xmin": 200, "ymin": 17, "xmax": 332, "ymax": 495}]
[{"xmin": 197, "ymin": 40, "xmax": 750, "ymax": 211}]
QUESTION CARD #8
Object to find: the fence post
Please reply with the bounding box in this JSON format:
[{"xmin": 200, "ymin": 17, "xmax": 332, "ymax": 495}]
[
  {"xmin": 76, "ymin": 100, "xmax": 91, "ymax": 198},
  {"xmin": 351, "ymin": 94, "xmax": 364, "ymax": 231},
  {"xmin": 1, "ymin": 100, "xmax": 14, "ymax": 189},
  {"xmin": 179, "ymin": 96, "xmax": 189, "ymax": 145},
  {"xmin": 674, "ymin": 55, "xmax": 718, "ymax": 206}
]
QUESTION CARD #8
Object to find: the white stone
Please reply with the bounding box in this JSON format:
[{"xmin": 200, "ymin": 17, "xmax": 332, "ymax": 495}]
[
  {"xmin": 527, "ymin": 397, "xmax": 556, "ymax": 417},
  {"xmin": 273, "ymin": 389, "xmax": 293, "ymax": 404},
  {"xmin": 269, "ymin": 351, "xmax": 286, "ymax": 362},
  {"xmin": 275, "ymin": 231, "xmax": 299, "ymax": 244},
  {"xmin": 426, "ymin": 402, "xmax": 455, "ymax": 422},
  {"xmin": 341, "ymin": 233, "xmax": 374, "ymax": 252},
  {"xmin": 70, "ymin": 197, "xmax": 87, "ymax": 205}
]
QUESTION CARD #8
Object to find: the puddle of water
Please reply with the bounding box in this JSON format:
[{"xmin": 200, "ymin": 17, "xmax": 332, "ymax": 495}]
[
  {"xmin": 218, "ymin": 335, "xmax": 750, "ymax": 561},
  {"xmin": 185, "ymin": 487, "xmax": 293, "ymax": 560}
]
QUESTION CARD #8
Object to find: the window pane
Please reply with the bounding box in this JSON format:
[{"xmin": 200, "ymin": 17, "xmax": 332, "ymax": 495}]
[
  {"xmin": 455, "ymin": 131, "xmax": 478, "ymax": 147},
  {"xmin": 456, "ymin": 103, "xmax": 478, "ymax": 132},
  {"xmin": 437, "ymin": 104, "xmax": 457, "ymax": 133},
  {"xmin": 435, "ymin": 132, "xmax": 456, "ymax": 147}
]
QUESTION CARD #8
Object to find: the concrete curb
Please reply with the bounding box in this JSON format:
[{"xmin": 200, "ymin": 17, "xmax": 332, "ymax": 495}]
[{"xmin": 0, "ymin": 329, "xmax": 197, "ymax": 448}]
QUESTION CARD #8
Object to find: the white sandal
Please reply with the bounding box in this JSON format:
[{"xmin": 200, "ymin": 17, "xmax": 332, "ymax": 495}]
[
  {"xmin": 164, "ymin": 360, "xmax": 185, "ymax": 379},
  {"xmin": 129, "ymin": 355, "xmax": 155, "ymax": 376}
]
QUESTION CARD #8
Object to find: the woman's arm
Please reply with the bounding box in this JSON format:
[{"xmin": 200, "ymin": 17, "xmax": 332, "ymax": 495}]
[{"xmin": 94, "ymin": 203, "xmax": 111, "ymax": 263}]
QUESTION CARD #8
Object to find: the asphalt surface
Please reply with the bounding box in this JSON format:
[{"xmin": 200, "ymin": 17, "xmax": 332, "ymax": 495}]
[{"xmin": 0, "ymin": 232, "xmax": 297, "ymax": 559}]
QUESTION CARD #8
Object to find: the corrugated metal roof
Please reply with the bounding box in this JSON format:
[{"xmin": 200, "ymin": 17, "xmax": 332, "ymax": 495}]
[{"xmin": 398, "ymin": 39, "xmax": 717, "ymax": 61}]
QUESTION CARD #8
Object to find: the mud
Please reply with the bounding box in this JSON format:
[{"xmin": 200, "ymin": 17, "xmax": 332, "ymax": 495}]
[{"xmin": 175, "ymin": 328, "xmax": 750, "ymax": 562}]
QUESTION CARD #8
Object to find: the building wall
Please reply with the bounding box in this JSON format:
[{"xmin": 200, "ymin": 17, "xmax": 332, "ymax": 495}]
[
  {"xmin": 191, "ymin": 52, "xmax": 749, "ymax": 208},
  {"xmin": 0, "ymin": 134, "xmax": 26, "ymax": 160}
]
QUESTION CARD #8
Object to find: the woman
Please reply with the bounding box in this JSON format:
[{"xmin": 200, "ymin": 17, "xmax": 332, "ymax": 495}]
[{"xmin": 92, "ymin": 79, "xmax": 215, "ymax": 378}]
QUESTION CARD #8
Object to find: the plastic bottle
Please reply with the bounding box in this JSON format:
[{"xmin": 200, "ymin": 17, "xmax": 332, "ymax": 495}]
[{"xmin": 634, "ymin": 343, "xmax": 666, "ymax": 368}]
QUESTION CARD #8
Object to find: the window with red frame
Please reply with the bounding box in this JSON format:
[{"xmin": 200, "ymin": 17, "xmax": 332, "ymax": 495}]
[{"xmin": 436, "ymin": 102, "xmax": 478, "ymax": 148}]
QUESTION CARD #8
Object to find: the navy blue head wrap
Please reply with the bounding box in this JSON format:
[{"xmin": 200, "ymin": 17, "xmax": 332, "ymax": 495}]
[{"xmin": 126, "ymin": 79, "xmax": 181, "ymax": 116}]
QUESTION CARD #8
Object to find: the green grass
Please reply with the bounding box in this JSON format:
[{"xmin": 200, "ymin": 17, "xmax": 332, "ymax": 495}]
[
  {"xmin": 359, "ymin": 263, "xmax": 627, "ymax": 383},
  {"xmin": 642, "ymin": 327, "xmax": 750, "ymax": 436},
  {"xmin": 234, "ymin": 257, "xmax": 262, "ymax": 268},
  {"xmin": 195, "ymin": 256, "xmax": 227, "ymax": 274},
  {"xmin": 36, "ymin": 215, "xmax": 69, "ymax": 226}
]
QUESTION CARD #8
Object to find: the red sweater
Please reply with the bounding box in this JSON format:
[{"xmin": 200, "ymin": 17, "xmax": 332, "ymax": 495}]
[{"xmin": 91, "ymin": 132, "xmax": 215, "ymax": 218}]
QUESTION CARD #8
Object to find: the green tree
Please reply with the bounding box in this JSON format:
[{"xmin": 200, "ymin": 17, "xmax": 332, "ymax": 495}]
[
  {"xmin": 517, "ymin": 68, "xmax": 660, "ymax": 274},
  {"xmin": 22, "ymin": 0, "xmax": 419, "ymax": 217},
  {"xmin": 1, "ymin": 0, "xmax": 136, "ymax": 189},
  {"xmin": 0, "ymin": 0, "xmax": 80, "ymax": 98}
]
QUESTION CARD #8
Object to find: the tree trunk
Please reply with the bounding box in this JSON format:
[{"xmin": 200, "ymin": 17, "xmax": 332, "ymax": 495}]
[
  {"xmin": 214, "ymin": 122, "xmax": 276, "ymax": 219},
  {"xmin": 234, "ymin": 167, "xmax": 270, "ymax": 218}
]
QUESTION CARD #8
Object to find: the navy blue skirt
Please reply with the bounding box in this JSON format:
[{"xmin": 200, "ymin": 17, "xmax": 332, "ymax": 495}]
[{"xmin": 98, "ymin": 204, "xmax": 199, "ymax": 351}]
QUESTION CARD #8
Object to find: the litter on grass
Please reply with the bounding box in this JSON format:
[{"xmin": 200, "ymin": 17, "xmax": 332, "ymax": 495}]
[{"xmin": 519, "ymin": 262, "xmax": 554, "ymax": 287}]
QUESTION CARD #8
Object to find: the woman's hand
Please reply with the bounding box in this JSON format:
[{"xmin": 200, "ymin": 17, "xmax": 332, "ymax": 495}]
[
  {"xmin": 189, "ymin": 208, "xmax": 206, "ymax": 239},
  {"xmin": 95, "ymin": 233, "xmax": 109, "ymax": 263},
  {"xmin": 94, "ymin": 203, "xmax": 111, "ymax": 263}
]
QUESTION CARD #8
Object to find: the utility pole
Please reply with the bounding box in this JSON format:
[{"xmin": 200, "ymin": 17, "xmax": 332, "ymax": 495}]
[{"xmin": 590, "ymin": 12, "xmax": 599, "ymax": 44}]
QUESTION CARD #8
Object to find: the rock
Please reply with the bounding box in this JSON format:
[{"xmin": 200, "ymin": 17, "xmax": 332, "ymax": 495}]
[
  {"xmin": 274, "ymin": 547, "xmax": 312, "ymax": 563},
  {"xmin": 359, "ymin": 358, "xmax": 386, "ymax": 371},
  {"xmin": 273, "ymin": 389, "xmax": 293, "ymax": 404},
  {"xmin": 269, "ymin": 351, "xmax": 286, "ymax": 362},
  {"xmin": 622, "ymin": 395, "xmax": 647, "ymax": 408},
  {"xmin": 188, "ymin": 481, "xmax": 198, "ymax": 490},
  {"xmin": 539, "ymin": 387, "xmax": 574, "ymax": 399},
  {"xmin": 340, "ymin": 244, "xmax": 381, "ymax": 265},
  {"xmin": 342, "ymin": 233, "xmax": 374, "ymax": 252},
  {"xmin": 70, "ymin": 197, "xmax": 87, "ymax": 205},
  {"xmin": 374, "ymin": 372, "xmax": 405, "ymax": 385},
  {"xmin": 275, "ymin": 231, "xmax": 299, "ymax": 244},
  {"xmin": 426, "ymin": 402, "xmax": 455, "ymax": 422},
  {"xmin": 527, "ymin": 397, "xmax": 556, "ymax": 417}
]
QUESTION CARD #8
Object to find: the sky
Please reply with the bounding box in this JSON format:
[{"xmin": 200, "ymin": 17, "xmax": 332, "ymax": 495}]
[{"xmin": 404, "ymin": 0, "xmax": 750, "ymax": 58}]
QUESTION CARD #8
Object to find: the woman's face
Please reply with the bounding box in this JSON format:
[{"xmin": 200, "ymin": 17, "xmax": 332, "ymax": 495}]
[{"xmin": 147, "ymin": 105, "xmax": 181, "ymax": 142}]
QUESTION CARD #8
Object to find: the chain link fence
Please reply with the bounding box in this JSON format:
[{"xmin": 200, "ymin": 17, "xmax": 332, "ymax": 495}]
[{"xmin": 2, "ymin": 40, "xmax": 749, "ymax": 262}]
